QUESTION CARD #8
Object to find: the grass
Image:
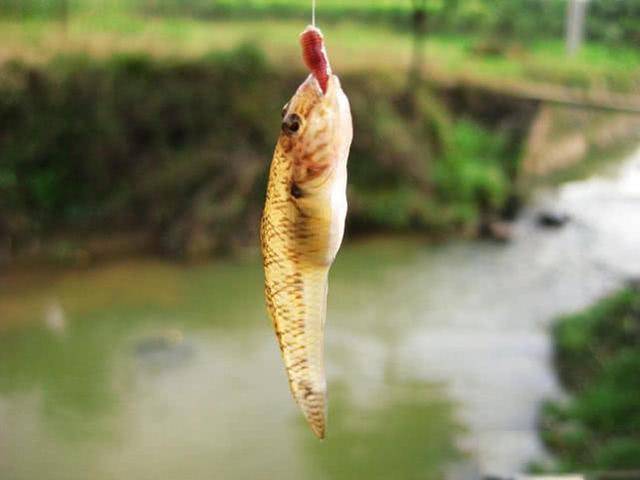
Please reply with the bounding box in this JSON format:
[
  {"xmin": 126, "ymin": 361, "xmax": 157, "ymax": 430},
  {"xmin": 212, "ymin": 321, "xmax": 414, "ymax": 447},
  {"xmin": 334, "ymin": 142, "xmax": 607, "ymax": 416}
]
[{"xmin": 0, "ymin": 14, "xmax": 638, "ymax": 93}]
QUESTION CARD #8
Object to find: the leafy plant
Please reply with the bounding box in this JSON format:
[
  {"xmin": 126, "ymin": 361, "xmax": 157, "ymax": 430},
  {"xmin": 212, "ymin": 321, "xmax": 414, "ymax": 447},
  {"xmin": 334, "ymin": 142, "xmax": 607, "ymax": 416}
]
[{"xmin": 539, "ymin": 286, "xmax": 640, "ymax": 472}]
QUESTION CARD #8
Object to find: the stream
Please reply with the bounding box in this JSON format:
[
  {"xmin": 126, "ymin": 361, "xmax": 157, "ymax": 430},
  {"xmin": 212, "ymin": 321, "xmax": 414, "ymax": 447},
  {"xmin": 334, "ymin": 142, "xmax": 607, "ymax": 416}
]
[{"xmin": 1, "ymin": 147, "xmax": 639, "ymax": 479}]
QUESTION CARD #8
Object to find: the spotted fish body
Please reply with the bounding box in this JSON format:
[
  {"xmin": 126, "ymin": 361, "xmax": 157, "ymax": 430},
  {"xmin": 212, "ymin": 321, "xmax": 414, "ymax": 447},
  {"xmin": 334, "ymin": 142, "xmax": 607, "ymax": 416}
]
[{"xmin": 260, "ymin": 26, "xmax": 353, "ymax": 439}]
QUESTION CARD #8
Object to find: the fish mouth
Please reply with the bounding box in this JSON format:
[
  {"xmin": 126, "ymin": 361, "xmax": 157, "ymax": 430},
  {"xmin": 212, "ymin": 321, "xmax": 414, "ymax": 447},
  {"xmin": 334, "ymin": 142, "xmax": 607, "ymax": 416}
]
[
  {"xmin": 312, "ymin": 75, "xmax": 324, "ymax": 95},
  {"xmin": 302, "ymin": 73, "xmax": 329, "ymax": 97},
  {"xmin": 304, "ymin": 73, "xmax": 340, "ymax": 99}
]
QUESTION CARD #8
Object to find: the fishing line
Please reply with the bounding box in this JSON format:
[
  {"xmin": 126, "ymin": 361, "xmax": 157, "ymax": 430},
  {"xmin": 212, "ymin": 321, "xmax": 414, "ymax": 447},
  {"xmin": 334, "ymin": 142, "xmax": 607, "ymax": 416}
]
[{"xmin": 312, "ymin": 0, "xmax": 316, "ymax": 27}]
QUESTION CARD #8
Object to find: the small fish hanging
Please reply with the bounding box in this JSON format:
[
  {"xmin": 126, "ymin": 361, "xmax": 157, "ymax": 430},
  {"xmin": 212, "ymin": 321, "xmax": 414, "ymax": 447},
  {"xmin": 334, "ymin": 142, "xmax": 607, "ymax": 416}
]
[{"xmin": 260, "ymin": 3, "xmax": 353, "ymax": 438}]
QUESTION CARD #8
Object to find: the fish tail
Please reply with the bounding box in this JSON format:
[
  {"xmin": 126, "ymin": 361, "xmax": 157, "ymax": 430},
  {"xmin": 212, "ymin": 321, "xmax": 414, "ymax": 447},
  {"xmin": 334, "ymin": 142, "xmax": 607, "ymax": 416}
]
[
  {"xmin": 271, "ymin": 267, "xmax": 329, "ymax": 438},
  {"xmin": 292, "ymin": 373, "xmax": 326, "ymax": 439}
]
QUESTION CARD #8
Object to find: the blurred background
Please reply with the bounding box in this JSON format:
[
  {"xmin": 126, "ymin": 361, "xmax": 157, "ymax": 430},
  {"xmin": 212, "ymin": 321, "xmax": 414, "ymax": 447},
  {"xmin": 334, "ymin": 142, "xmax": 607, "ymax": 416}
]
[{"xmin": 0, "ymin": 1, "xmax": 639, "ymax": 479}]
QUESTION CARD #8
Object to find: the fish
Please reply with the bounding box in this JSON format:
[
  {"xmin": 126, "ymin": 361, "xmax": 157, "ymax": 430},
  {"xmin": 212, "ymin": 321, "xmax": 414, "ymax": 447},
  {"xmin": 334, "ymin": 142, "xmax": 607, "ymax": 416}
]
[{"xmin": 260, "ymin": 25, "xmax": 353, "ymax": 439}]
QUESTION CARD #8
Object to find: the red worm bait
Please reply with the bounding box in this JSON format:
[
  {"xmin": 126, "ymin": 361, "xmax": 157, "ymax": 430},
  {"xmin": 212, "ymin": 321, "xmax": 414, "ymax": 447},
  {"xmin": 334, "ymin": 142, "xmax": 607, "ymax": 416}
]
[{"xmin": 300, "ymin": 25, "xmax": 332, "ymax": 94}]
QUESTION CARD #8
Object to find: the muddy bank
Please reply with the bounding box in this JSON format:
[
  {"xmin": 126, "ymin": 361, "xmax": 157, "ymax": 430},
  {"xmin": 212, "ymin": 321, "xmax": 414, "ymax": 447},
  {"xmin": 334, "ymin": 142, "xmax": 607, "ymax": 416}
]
[
  {"xmin": 522, "ymin": 105, "xmax": 640, "ymax": 178},
  {"xmin": 2, "ymin": 44, "xmax": 638, "ymax": 266}
]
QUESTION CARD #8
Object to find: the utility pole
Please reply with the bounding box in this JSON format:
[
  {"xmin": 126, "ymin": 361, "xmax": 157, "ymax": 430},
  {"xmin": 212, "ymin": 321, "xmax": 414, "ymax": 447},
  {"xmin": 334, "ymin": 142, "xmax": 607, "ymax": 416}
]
[{"xmin": 566, "ymin": 0, "xmax": 589, "ymax": 56}]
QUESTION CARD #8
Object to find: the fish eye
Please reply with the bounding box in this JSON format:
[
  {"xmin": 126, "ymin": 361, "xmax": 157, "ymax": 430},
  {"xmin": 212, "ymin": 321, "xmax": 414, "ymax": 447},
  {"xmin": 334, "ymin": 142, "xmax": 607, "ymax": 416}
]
[{"xmin": 282, "ymin": 113, "xmax": 301, "ymax": 135}]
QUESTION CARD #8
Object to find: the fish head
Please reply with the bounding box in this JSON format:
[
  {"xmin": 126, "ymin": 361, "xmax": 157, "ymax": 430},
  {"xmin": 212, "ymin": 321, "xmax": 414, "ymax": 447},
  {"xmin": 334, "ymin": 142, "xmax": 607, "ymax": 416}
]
[{"xmin": 279, "ymin": 73, "xmax": 353, "ymax": 194}]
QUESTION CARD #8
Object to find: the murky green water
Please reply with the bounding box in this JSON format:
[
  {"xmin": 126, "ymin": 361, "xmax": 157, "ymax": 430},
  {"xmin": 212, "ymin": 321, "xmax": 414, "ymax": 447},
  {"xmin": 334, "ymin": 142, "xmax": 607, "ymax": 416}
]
[
  {"xmin": 1, "ymin": 148, "xmax": 639, "ymax": 479},
  {"xmin": 0, "ymin": 242, "xmax": 460, "ymax": 480}
]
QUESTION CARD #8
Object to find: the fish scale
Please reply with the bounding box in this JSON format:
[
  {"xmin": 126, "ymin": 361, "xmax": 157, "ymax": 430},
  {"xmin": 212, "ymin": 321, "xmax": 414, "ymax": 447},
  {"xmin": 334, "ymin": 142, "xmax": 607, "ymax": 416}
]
[{"xmin": 261, "ymin": 143, "xmax": 331, "ymax": 439}]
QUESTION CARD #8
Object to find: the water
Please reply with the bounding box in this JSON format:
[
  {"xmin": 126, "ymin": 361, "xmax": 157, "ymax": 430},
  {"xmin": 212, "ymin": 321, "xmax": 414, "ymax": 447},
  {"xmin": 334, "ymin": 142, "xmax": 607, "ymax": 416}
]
[{"xmin": 1, "ymin": 147, "xmax": 639, "ymax": 480}]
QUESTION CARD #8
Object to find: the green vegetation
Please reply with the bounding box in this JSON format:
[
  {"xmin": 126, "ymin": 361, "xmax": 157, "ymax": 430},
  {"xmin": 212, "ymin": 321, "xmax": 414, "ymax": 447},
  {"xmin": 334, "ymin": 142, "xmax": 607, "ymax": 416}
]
[
  {"xmin": 435, "ymin": 121, "xmax": 510, "ymax": 223},
  {"xmin": 0, "ymin": 15, "xmax": 638, "ymax": 94},
  {"xmin": 0, "ymin": 45, "xmax": 520, "ymax": 260},
  {"xmin": 3, "ymin": 0, "xmax": 639, "ymax": 46},
  {"xmin": 538, "ymin": 285, "xmax": 640, "ymax": 471}
]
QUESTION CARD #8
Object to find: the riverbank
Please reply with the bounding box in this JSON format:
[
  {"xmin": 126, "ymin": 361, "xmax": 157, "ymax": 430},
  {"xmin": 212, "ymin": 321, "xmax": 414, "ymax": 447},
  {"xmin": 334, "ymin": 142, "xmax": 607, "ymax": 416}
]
[
  {"xmin": 536, "ymin": 284, "xmax": 640, "ymax": 473},
  {"xmin": 0, "ymin": 44, "xmax": 528, "ymax": 265},
  {"xmin": 4, "ymin": 40, "xmax": 640, "ymax": 267}
]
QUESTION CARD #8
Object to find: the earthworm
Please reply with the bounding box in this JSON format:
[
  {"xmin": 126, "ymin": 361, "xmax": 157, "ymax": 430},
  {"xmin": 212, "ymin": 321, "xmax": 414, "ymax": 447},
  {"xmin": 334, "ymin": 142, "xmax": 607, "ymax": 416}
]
[{"xmin": 300, "ymin": 25, "xmax": 332, "ymax": 94}]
